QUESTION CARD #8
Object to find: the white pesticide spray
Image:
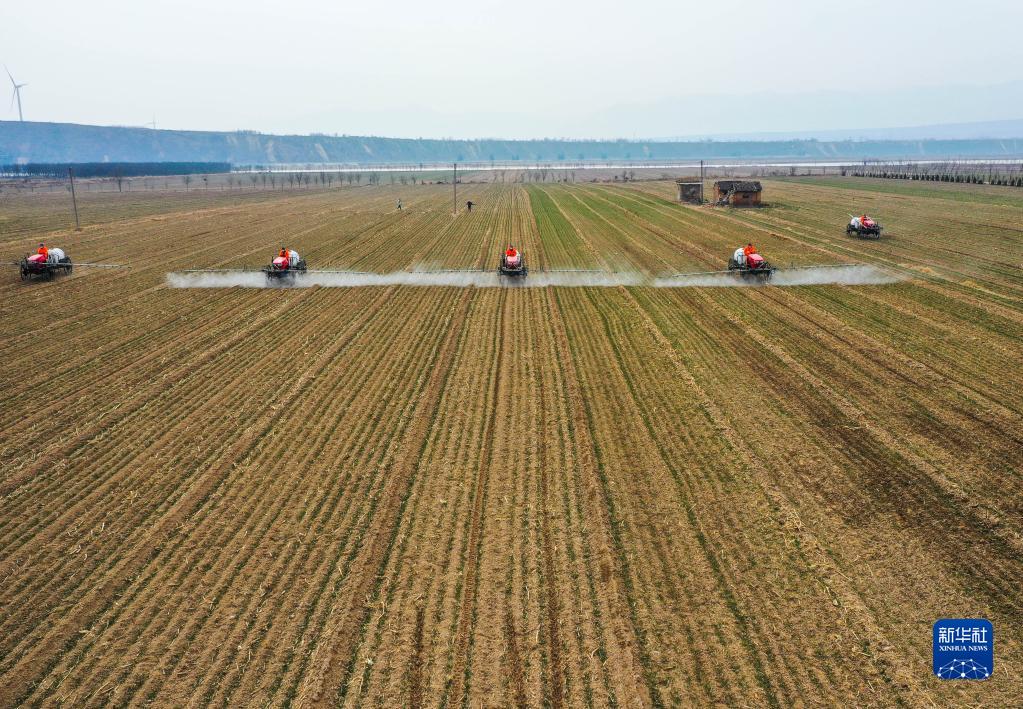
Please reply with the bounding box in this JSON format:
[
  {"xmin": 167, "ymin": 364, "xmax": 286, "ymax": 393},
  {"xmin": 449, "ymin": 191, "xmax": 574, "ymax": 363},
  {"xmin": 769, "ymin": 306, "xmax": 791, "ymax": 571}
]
[
  {"xmin": 653, "ymin": 265, "xmax": 905, "ymax": 288},
  {"xmin": 167, "ymin": 264, "xmax": 905, "ymax": 290},
  {"xmin": 166, "ymin": 270, "xmax": 647, "ymax": 289},
  {"xmin": 167, "ymin": 272, "xmax": 268, "ymax": 289},
  {"xmin": 768, "ymin": 265, "xmax": 905, "ymax": 287}
]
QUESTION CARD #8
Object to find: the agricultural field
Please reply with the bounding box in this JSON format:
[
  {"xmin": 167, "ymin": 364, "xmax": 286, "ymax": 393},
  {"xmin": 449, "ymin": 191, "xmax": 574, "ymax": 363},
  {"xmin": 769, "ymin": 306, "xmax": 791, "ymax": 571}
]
[{"xmin": 1, "ymin": 177, "xmax": 1021, "ymax": 707}]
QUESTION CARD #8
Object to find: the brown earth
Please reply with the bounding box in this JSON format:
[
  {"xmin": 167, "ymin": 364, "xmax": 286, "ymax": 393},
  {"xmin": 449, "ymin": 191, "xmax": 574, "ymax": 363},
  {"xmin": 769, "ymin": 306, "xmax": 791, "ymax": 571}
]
[{"xmin": 1, "ymin": 177, "xmax": 1020, "ymax": 707}]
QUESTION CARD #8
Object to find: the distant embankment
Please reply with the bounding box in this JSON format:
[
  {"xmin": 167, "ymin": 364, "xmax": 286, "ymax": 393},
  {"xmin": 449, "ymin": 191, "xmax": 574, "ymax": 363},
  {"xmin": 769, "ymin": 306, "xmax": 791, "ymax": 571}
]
[
  {"xmin": 2, "ymin": 161, "xmax": 231, "ymax": 178},
  {"xmin": 2, "ymin": 120, "xmax": 1023, "ymax": 165}
]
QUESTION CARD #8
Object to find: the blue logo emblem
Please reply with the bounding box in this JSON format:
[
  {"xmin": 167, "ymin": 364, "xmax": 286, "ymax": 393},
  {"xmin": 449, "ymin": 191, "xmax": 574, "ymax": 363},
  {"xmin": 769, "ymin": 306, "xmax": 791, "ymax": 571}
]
[{"xmin": 933, "ymin": 619, "xmax": 993, "ymax": 680}]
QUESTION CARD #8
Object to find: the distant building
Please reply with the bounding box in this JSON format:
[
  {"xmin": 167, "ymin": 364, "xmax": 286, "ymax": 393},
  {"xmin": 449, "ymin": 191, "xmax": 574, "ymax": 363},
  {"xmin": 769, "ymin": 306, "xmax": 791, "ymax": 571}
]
[
  {"xmin": 675, "ymin": 179, "xmax": 703, "ymax": 204},
  {"xmin": 713, "ymin": 180, "xmax": 762, "ymax": 206}
]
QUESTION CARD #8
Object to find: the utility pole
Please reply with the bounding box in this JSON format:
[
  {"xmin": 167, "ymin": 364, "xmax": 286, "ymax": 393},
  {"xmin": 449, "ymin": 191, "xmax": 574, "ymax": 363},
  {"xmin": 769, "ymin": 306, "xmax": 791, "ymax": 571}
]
[
  {"xmin": 699, "ymin": 159, "xmax": 705, "ymax": 203},
  {"xmin": 453, "ymin": 162, "xmax": 457, "ymax": 214},
  {"xmin": 68, "ymin": 167, "xmax": 81, "ymax": 231}
]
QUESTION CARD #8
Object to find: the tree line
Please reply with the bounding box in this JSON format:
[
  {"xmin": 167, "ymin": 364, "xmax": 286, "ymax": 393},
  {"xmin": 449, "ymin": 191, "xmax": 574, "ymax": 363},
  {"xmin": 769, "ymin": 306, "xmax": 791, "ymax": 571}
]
[{"xmin": 0, "ymin": 162, "xmax": 231, "ymax": 178}]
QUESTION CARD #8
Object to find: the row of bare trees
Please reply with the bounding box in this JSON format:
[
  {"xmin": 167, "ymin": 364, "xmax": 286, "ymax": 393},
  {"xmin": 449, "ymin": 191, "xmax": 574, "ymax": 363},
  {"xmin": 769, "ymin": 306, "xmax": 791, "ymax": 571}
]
[
  {"xmin": 516, "ymin": 169, "xmax": 581, "ymax": 183},
  {"xmin": 222, "ymin": 171, "xmax": 427, "ymax": 190},
  {"xmin": 850, "ymin": 161, "xmax": 1023, "ymax": 186}
]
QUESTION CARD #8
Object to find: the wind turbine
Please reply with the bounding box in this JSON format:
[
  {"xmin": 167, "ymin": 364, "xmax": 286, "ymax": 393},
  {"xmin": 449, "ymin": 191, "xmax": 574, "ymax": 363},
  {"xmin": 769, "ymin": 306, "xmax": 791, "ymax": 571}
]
[{"xmin": 6, "ymin": 66, "xmax": 26, "ymax": 121}]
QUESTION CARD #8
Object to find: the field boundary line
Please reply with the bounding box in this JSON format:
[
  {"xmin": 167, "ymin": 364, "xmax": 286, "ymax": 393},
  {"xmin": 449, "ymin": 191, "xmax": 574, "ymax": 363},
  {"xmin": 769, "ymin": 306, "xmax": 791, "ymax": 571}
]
[
  {"xmin": 295, "ymin": 287, "xmax": 475, "ymax": 708},
  {"xmin": 444, "ymin": 288, "xmax": 507, "ymax": 708},
  {"xmin": 548, "ymin": 288, "xmax": 658, "ymax": 706},
  {"xmin": 534, "ymin": 291, "xmax": 566, "ymax": 708}
]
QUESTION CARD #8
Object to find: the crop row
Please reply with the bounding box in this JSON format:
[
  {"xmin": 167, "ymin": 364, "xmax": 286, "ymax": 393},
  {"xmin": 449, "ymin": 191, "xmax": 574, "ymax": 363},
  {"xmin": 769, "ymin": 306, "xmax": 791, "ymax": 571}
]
[{"xmin": 2, "ymin": 179, "xmax": 1020, "ymax": 705}]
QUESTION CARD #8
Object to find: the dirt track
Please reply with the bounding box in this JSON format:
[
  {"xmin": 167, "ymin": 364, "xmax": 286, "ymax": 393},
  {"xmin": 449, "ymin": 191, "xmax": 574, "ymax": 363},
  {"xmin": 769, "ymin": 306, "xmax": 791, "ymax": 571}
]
[{"xmin": 1, "ymin": 178, "xmax": 1020, "ymax": 706}]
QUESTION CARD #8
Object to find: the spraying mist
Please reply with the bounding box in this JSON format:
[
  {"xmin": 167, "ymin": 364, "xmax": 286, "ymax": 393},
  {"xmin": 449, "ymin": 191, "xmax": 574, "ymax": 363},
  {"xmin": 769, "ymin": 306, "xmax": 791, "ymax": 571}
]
[
  {"xmin": 166, "ymin": 270, "xmax": 649, "ymax": 289},
  {"xmin": 653, "ymin": 265, "xmax": 905, "ymax": 288},
  {"xmin": 166, "ymin": 265, "xmax": 905, "ymax": 290}
]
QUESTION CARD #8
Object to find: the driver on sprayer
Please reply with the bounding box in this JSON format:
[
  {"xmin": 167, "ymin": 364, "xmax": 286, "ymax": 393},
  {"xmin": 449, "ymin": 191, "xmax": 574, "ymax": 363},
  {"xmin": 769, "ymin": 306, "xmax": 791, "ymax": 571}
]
[
  {"xmin": 506, "ymin": 244, "xmax": 517, "ymax": 258},
  {"xmin": 278, "ymin": 246, "xmax": 289, "ymax": 268},
  {"xmin": 37, "ymin": 242, "xmax": 48, "ymax": 260}
]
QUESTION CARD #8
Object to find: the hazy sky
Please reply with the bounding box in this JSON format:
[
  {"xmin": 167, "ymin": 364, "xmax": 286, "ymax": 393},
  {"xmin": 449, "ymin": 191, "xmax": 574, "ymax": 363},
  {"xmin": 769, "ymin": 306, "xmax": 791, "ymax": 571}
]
[{"xmin": 3, "ymin": 0, "xmax": 1022, "ymax": 138}]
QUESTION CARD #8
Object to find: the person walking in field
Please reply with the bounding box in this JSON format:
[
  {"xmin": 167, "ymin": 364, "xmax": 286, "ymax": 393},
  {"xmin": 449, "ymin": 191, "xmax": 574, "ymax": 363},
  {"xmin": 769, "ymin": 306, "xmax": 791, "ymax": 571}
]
[
  {"xmin": 466, "ymin": 200, "xmax": 474, "ymax": 212},
  {"xmin": 397, "ymin": 199, "xmax": 403, "ymax": 210}
]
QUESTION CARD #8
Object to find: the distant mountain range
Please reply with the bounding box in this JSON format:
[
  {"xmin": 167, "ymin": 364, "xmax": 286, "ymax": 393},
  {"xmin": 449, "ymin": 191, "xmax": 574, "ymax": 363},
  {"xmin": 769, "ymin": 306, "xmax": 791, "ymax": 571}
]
[
  {"xmin": 656, "ymin": 119, "xmax": 1023, "ymax": 142},
  {"xmin": 2, "ymin": 120, "xmax": 1023, "ymax": 166}
]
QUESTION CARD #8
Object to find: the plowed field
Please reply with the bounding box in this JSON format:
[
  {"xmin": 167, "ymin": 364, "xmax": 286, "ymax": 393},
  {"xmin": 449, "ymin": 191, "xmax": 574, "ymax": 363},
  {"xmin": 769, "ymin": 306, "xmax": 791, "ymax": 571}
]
[{"xmin": 2, "ymin": 177, "xmax": 1021, "ymax": 707}]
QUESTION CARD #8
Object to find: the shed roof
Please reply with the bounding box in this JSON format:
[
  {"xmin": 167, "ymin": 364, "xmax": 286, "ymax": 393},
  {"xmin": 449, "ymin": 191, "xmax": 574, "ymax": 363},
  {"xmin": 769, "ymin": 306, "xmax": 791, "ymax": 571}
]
[{"xmin": 714, "ymin": 180, "xmax": 762, "ymax": 192}]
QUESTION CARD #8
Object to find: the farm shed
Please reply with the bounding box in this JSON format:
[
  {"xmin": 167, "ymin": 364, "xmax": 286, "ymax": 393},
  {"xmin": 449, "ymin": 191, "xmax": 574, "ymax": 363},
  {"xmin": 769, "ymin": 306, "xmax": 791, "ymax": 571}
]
[
  {"xmin": 675, "ymin": 179, "xmax": 703, "ymax": 204},
  {"xmin": 714, "ymin": 180, "xmax": 762, "ymax": 206}
]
